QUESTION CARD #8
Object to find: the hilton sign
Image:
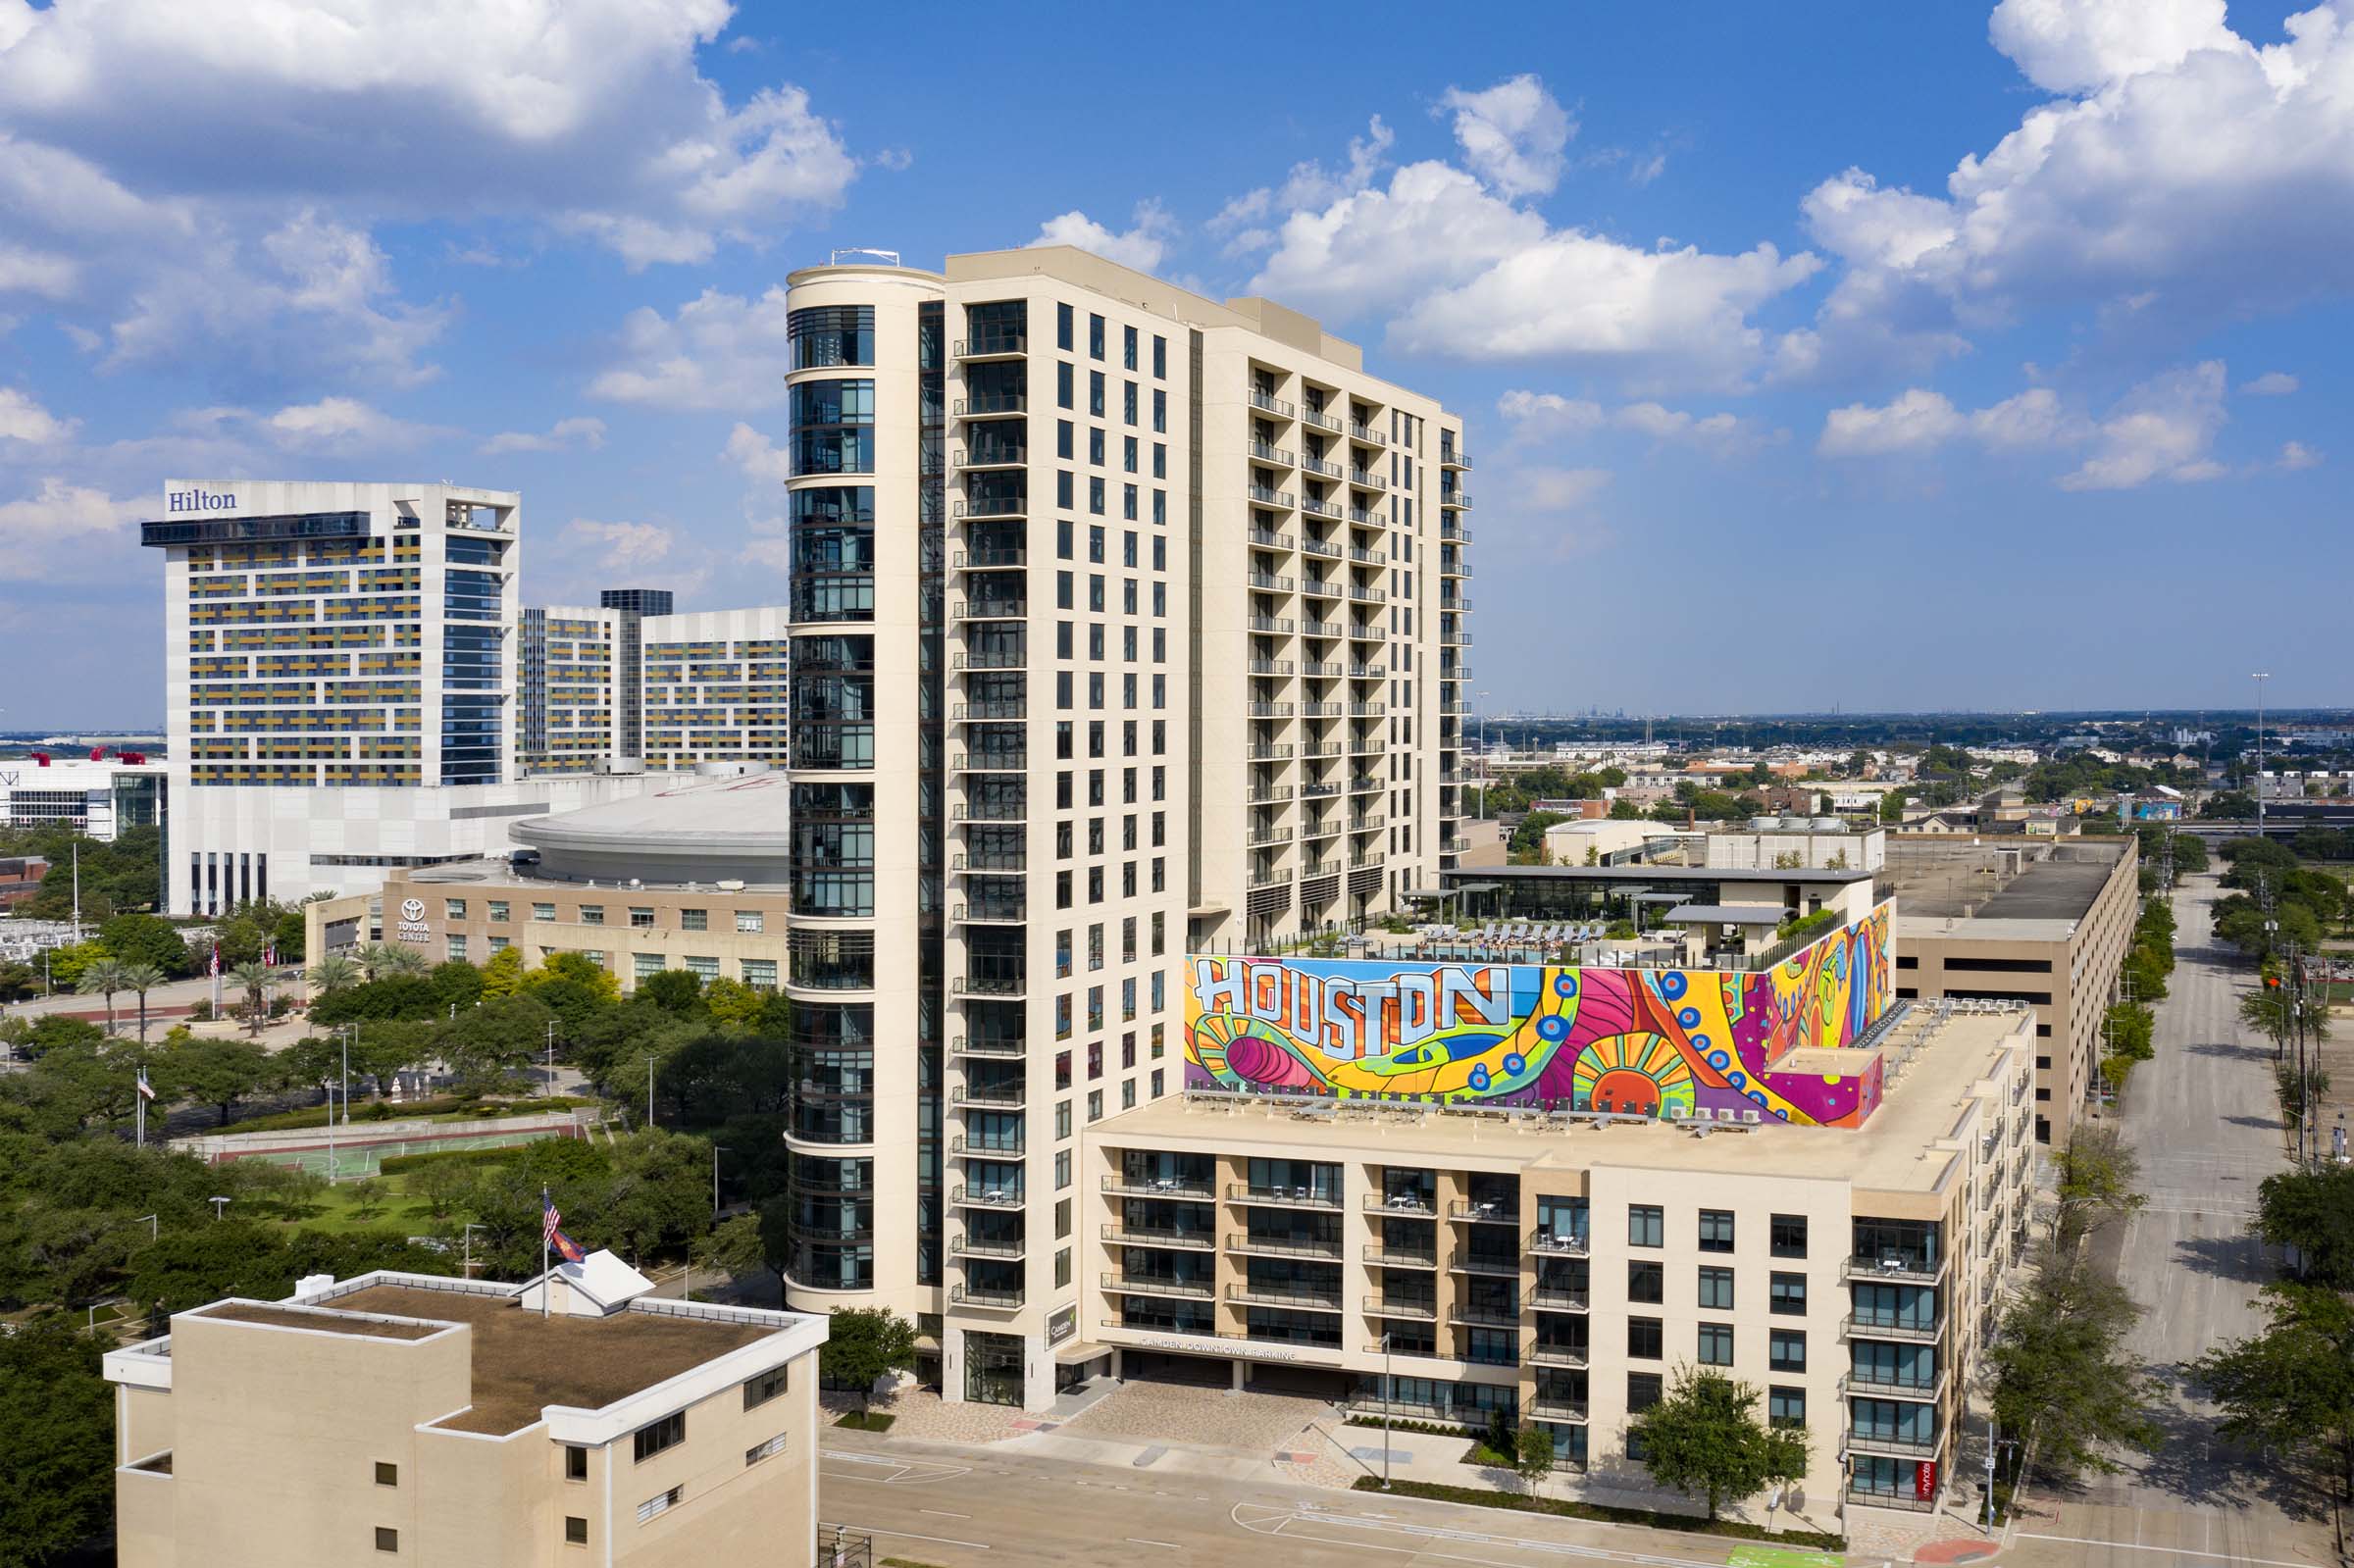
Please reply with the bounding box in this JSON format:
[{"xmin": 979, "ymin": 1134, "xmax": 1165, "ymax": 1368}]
[{"xmin": 166, "ymin": 488, "xmax": 238, "ymax": 513}]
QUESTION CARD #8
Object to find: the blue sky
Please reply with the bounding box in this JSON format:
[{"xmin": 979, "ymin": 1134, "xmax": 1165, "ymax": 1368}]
[{"xmin": 0, "ymin": 0, "xmax": 2347, "ymax": 728}]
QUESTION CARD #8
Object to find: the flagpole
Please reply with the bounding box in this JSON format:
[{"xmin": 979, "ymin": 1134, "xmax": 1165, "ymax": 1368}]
[{"xmin": 541, "ymin": 1186, "xmax": 551, "ymax": 1320}]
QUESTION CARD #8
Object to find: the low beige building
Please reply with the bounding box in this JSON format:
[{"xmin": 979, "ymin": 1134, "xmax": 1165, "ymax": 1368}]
[
  {"xmin": 1076, "ymin": 1008, "xmax": 2036, "ymax": 1533},
  {"xmin": 1887, "ymin": 835, "xmax": 2138, "ymax": 1145},
  {"xmin": 104, "ymin": 1256, "xmax": 827, "ymax": 1568}
]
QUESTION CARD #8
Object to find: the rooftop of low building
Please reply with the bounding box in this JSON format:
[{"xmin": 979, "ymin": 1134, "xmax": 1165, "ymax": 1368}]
[{"xmin": 1884, "ymin": 835, "xmax": 2130, "ymax": 929}]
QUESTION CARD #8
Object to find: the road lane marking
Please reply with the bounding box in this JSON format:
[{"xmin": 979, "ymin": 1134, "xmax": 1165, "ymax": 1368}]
[
  {"xmin": 1126, "ymin": 1539, "xmax": 1181, "ymax": 1549},
  {"xmin": 823, "ymin": 1520, "xmax": 993, "ymax": 1549},
  {"xmin": 2013, "ymin": 1532, "xmax": 2318, "ymax": 1567},
  {"xmin": 921, "ymin": 1509, "xmax": 972, "ymax": 1519}
]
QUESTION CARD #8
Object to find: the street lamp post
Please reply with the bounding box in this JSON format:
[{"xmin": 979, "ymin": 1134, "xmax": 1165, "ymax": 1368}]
[
  {"xmin": 2253, "ymin": 672, "xmax": 2270, "ymax": 836},
  {"xmin": 1381, "ymin": 1330, "xmax": 1394, "ymax": 1491}
]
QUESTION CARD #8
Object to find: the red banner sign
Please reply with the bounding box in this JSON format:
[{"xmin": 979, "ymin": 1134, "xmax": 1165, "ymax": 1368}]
[{"xmin": 1915, "ymin": 1460, "xmax": 1938, "ymax": 1500}]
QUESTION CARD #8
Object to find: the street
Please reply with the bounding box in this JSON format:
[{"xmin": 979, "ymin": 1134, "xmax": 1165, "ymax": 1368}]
[
  {"xmin": 817, "ymin": 1435, "xmax": 1803, "ymax": 1568},
  {"xmin": 2008, "ymin": 875, "xmax": 2328, "ymax": 1568}
]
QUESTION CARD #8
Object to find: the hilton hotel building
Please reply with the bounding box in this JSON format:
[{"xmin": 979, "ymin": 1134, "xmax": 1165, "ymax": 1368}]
[{"xmin": 776, "ymin": 248, "xmax": 1469, "ymax": 1405}]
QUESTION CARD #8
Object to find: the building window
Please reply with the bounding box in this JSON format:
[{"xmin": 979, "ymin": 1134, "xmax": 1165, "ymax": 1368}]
[
  {"xmin": 630, "ymin": 907, "xmax": 654, "ymax": 929},
  {"xmin": 578, "ymin": 905, "xmax": 604, "ymax": 926},
  {"xmin": 443, "ymin": 899, "xmax": 466, "ymax": 920},
  {"xmin": 1699, "ymin": 1210, "xmax": 1735, "ymax": 1253},
  {"xmin": 533, "ymin": 902, "xmax": 555, "ymax": 923},
  {"xmin": 1769, "ymin": 1214, "xmax": 1808, "ymax": 1258},
  {"xmin": 1698, "ymin": 1322, "xmax": 1734, "ymax": 1366},
  {"xmin": 375, "ymin": 1529, "xmax": 398, "ymax": 1553},
  {"xmin": 742, "ymin": 1364, "xmax": 789, "ymax": 1409},
  {"xmin": 633, "ymin": 1411, "xmax": 685, "ymax": 1463},
  {"xmin": 1698, "ymin": 1266, "xmax": 1735, "ymax": 1310},
  {"xmin": 1768, "ymin": 1386, "xmax": 1807, "ymax": 1429},
  {"xmin": 444, "ymin": 935, "xmax": 467, "ymax": 962},
  {"xmin": 1628, "ymin": 1204, "xmax": 1663, "ymax": 1248},
  {"xmin": 1627, "ymin": 1261, "xmax": 1663, "ymax": 1304},
  {"xmin": 566, "ymin": 1445, "xmax": 588, "ymax": 1481},
  {"xmin": 1627, "ymin": 1371, "xmax": 1663, "ymax": 1412},
  {"xmin": 565, "ymin": 1517, "xmax": 589, "ymax": 1545},
  {"xmin": 736, "ymin": 910, "xmax": 764, "ymax": 934},
  {"xmin": 681, "ymin": 908, "xmax": 708, "ymax": 932},
  {"xmin": 487, "ymin": 900, "xmax": 509, "ymax": 922},
  {"xmin": 375, "ymin": 1462, "xmax": 397, "ymax": 1487},
  {"xmin": 686, "ymin": 955, "xmax": 719, "ymax": 983},
  {"xmin": 744, "ymin": 1433, "xmax": 789, "ymax": 1466},
  {"xmin": 1628, "ymin": 1317, "xmax": 1663, "ymax": 1359},
  {"xmin": 636, "ymin": 1485, "xmax": 684, "ymax": 1524},
  {"xmin": 1768, "ymin": 1272, "xmax": 1808, "ymax": 1315},
  {"xmin": 1768, "ymin": 1329, "xmax": 1807, "ymax": 1372}
]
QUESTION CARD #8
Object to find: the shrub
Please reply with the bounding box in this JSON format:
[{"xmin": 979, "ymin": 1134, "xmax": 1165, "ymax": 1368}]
[{"xmin": 1346, "ymin": 1477, "xmax": 1844, "ymax": 1549}]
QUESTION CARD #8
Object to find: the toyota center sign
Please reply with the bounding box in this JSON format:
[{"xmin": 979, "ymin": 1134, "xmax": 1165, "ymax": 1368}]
[{"xmin": 395, "ymin": 896, "xmax": 430, "ymax": 944}]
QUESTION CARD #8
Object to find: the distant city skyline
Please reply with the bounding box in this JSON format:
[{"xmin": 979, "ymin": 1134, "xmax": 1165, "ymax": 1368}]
[{"xmin": 3, "ymin": 1, "xmax": 2351, "ymax": 723}]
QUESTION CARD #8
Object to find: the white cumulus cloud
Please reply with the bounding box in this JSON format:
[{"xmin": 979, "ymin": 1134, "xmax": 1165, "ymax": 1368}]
[
  {"xmin": 0, "ymin": 476, "xmax": 141, "ymax": 580},
  {"xmin": 1030, "ymin": 201, "xmax": 1177, "ymax": 275},
  {"xmin": 1438, "ymin": 75, "xmax": 1574, "ymax": 198},
  {"xmin": 2059, "ymin": 361, "xmax": 2229, "ymax": 491},
  {"xmin": 0, "ymin": 385, "xmax": 74, "ymax": 443},
  {"xmin": 2280, "ymin": 439, "xmax": 2324, "ymax": 470},
  {"xmin": 589, "ymin": 286, "xmax": 794, "ymax": 411},
  {"xmin": 2240, "ymin": 371, "xmax": 2299, "ymax": 396},
  {"xmin": 480, "ymin": 417, "xmax": 606, "ymax": 455},
  {"xmin": 564, "ymin": 518, "xmax": 675, "ymax": 571}
]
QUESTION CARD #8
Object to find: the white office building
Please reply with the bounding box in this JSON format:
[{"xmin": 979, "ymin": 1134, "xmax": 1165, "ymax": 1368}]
[{"xmin": 520, "ymin": 592, "xmax": 791, "ymax": 777}]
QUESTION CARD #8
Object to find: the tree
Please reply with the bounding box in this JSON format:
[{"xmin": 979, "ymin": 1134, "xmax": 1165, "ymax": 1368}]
[
  {"xmin": 2188, "ymin": 1284, "xmax": 2354, "ymax": 1515},
  {"xmin": 1625, "ymin": 1366, "xmax": 1808, "ymax": 1521},
  {"xmin": 98, "ymin": 912, "xmax": 194, "ymax": 977},
  {"xmin": 119, "ymin": 961, "xmax": 168, "ymax": 1044},
  {"xmin": 821, "ymin": 1305, "xmax": 916, "ymax": 1415},
  {"xmin": 409, "ymin": 1158, "xmax": 472, "ymax": 1220},
  {"xmin": 304, "ymin": 953, "xmax": 363, "ymax": 997},
  {"xmin": 359, "ymin": 942, "xmax": 430, "ymax": 982},
  {"xmin": 1509, "ymin": 811, "xmax": 1569, "ymax": 862},
  {"xmin": 529, "ymin": 951, "xmax": 621, "ymax": 1004},
  {"xmin": 226, "ymin": 960, "xmax": 273, "ymax": 1036},
  {"xmin": 0, "ymin": 1316, "xmax": 115, "ymax": 1568},
  {"xmin": 701, "ymin": 976, "xmax": 764, "ymax": 1028},
  {"xmin": 2053, "ymin": 1127, "xmax": 2146, "ymax": 1249},
  {"xmin": 1989, "ymin": 1245, "xmax": 2163, "ymax": 1481},
  {"xmin": 1513, "ymin": 1424, "xmax": 1558, "ymax": 1491},
  {"xmin": 693, "ymin": 1213, "xmax": 768, "ymax": 1295},
  {"xmin": 40, "ymin": 940, "xmax": 108, "ymax": 992},
  {"xmin": 638, "ymin": 969, "xmax": 707, "ymax": 1015},
  {"xmin": 478, "ymin": 943, "xmax": 526, "ymax": 998},
  {"xmin": 429, "ymin": 959, "xmax": 485, "ymax": 1014},
  {"xmin": 2255, "ymin": 1164, "xmax": 2354, "ymax": 1288},
  {"xmin": 164, "ymin": 1036, "xmax": 272, "ymax": 1125},
  {"xmin": 755, "ymin": 1197, "xmax": 793, "ymax": 1307},
  {"xmin": 75, "ymin": 955, "xmax": 131, "ymax": 1037}
]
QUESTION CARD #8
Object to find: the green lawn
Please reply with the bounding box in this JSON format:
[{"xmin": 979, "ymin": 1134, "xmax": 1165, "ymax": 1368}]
[{"xmin": 264, "ymin": 1174, "xmax": 448, "ymax": 1238}]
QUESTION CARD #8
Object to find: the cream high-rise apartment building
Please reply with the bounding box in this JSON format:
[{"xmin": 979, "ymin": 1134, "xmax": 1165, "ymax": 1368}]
[{"xmin": 777, "ymin": 248, "xmax": 1468, "ymax": 1405}]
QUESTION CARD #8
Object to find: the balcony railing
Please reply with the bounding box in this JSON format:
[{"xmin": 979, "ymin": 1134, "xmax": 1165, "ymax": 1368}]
[
  {"xmin": 1361, "ymin": 1241, "xmax": 1439, "ymax": 1268},
  {"xmin": 1101, "ymin": 1223, "xmax": 1215, "ymax": 1251},
  {"xmin": 953, "ymin": 334, "xmax": 1027, "ymax": 359},
  {"xmin": 947, "ymin": 1134, "xmax": 1025, "ymax": 1157},
  {"xmin": 1844, "ymin": 1427, "xmax": 1941, "ymax": 1459},
  {"xmin": 949, "ymin": 1234, "xmax": 1026, "ymax": 1260},
  {"xmin": 1449, "ymin": 1252, "xmax": 1521, "ymax": 1278},
  {"xmin": 954, "ymin": 393, "xmax": 1028, "ymax": 418},
  {"xmin": 948, "ymin": 1283, "xmax": 1024, "ymax": 1308},
  {"xmin": 1448, "ymin": 1301, "xmax": 1520, "ymax": 1329},
  {"xmin": 1250, "ymin": 389, "xmax": 1296, "ymax": 418},
  {"xmin": 1842, "ymin": 1313, "xmax": 1941, "ymax": 1343},
  {"xmin": 1226, "ymin": 1183, "xmax": 1342, "ymax": 1210},
  {"xmin": 1224, "ymin": 1283, "xmax": 1344, "ymax": 1312},
  {"xmin": 1102, "ymin": 1272, "xmax": 1213, "ymax": 1300},
  {"xmin": 1363, "ymin": 1294, "xmax": 1438, "ymax": 1321},
  {"xmin": 948, "ymin": 1035, "xmax": 1024, "ymax": 1060},
  {"xmin": 1104, "ymin": 1173, "xmax": 1214, "ymax": 1199},
  {"xmin": 1525, "ymin": 1343, "xmax": 1589, "ymax": 1369},
  {"xmin": 1846, "ymin": 1253, "xmax": 1945, "ymax": 1286},
  {"xmin": 1450, "ymin": 1201, "xmax": 1520, "ymax": 1226},
  {"xmin": 1226, "ymin": 1233, "xmax": 1344, "ymax": 1260},
  {"xmin": 948, "ymin": 1185, "xmax": 1023, "ymax": 1208},
  {"xmin": 1530, "ymin": 1287, "xmax": 1589, "ymax": 1311}
]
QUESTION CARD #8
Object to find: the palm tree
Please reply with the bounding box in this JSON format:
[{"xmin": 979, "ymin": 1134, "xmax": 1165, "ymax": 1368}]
[
  {"xmin": 119, "ymin": 962, "xmax": 167, "ymax": 1044},
  {"xmin": 304, "ymin": 953, "xmax": 362, "ymax": 998},
  {"xmin": 227, "ymin": 960, "xmax": 273, "ymax": 1036},
  {"xmin": 76, "ymin": 957, "xmax": 132, "ymax": 1037},
  {"xmin": 373, "ymin": 944, "xmax": 430, "ymax": 980}
]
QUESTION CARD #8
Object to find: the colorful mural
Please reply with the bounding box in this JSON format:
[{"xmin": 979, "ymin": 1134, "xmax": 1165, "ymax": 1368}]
[{"xmin": 1183, "ymin": 904, "xmax": 1893, "ymax": 1128}]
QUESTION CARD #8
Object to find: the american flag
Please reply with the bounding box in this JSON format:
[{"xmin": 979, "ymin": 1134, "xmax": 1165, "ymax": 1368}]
[{"xmin": 542, "ymin": 1190, "xmax": 562, "ymax": 1244}]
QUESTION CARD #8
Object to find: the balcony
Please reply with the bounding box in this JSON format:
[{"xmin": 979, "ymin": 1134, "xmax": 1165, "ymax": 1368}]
[
  {"xmin": 1844, "ymin": 1427, "xmax": 1942, "ymax": 1460},
  {"xmin": 1101, "ymin": 1223, "xmax": 1215, "ymax": 1251},
  {"xmin": 948, "ymin": 1185, "xmax": 1024, "ymax": 1209},
  {"xmin": 952, "ymin": 900, "xmax": 1027, "ymax": 925},
  {"xmin": 951, "ymin": 599, "xmax": 1027, "ymax": 621},
  {"xmin": 1441, "ymin": 445, "xmax": 1471, "ymax": 472},
  {"xmin": 1226, "ymin": 1233, "xmax": 1344, "ymax": 1261},
  {"xmin": 1247, "ymin": 616, "xmax": 1296, "ymax": 636},
  {"xmin": 1449, "ymin": 1252, "xmax": 1521, "ymax": 1279},
  {"xmin": 949, "ymin": 751, "xmax": 1026, "ymax": 773},
  {"xmin": 950, "ymin": 972, "xmax": 1025, "ymax": 998},
  {"xmin": 953, "ymin": 495, "xmax": 1027, "ymax": 520},
  {"xmin": 949, "ymin": 848, "xmax": 1026, "ymax": 874},
  {"xmin": 1440, "ymin": 488, "xmax": 1472, "ymax": 510},
  {"xmin": 1448, "ymin": 1301, "xmax": 1521, "ymax": 1329},
  {"xmin": 953, "ymin": 334, "xmax": 1027, "ymax": 361},
  {"xmin": 1247, "ymin": 529, "xmax": 1295, "ymax": 551},
  {"xmin": 947, "ymin": 1283, "xmax": 1025, "ymax": 1309},
  {"xmin": 1246, "ymin": 827, "xmax": 1293, "ymax": 849},
  {"xmin": 1104, "ymin": 1172, "xmax": 1214, "ymax": 1200},
  {"xmin": 1525, "ymin": 1343, "xmax": 1590, "ymax": 1369},
  {"xmin": 954, "ymin": 392, "xmax": 1028, "ymax": 419},
  {"xmin": 1362, "ymin": 1294, "xmax": 1438, "ymax": 1321},
  {"xmin": 1846, "ymin": 1253, "xmax": 1946, "ymax": 1286},
  {"xmin": 1301, "ymin": 618, "xmax": 1344, "ymax": 638},
  {"xmin": 1349, "ymin": 421, "xmax": 1386, "ymax": 446},
  {"xmin": 1226, "ymin": 1183, "xmax": 1342, "ymax": 1210},
  {"xmin": 1250, "ymin": 441, "xmax": 1297, "ymax": 468},
  {"xmin": 1300, "ymin": 578, "xmax": 1339, "ymax": 600},
  {"xmin": 949, "ymin": 1234, "xmax": 1026, "ymax": 1261},
  {"xmin": 950, "ymin": 800, "xmax": 1027, "ymax": 823},
  {"xmin": 948, "ymin": 1035, "xmax": 1025, "ymax": 1061},
  {"xmin": 1250, "ymin": 389, "xmax": 1296, "ymax": 419},
  {"xmin": 1530, "ymin": 1286, "xmax": 1589, "ymax": 1312},
  {"xmin": 1528, "ymin": 1398, "xmax": 1588, "ymax": 1423},
  {"xmin": 1449, "ymin": 1201, "xmax": 1520, "ymax": 1226},
  {"xmin": 1301, "ymin": 534, "xmax": 1340, "ymax": 560},
  {"xmin": 953, "ymin": 647, "xmax": 1027, "ymax": 671},
  {"xmin": 953, "ymin": 446, "xmax": 1027, "ymax": 473},
  {"xmin": 1247, "ymin": 573, "xmax": 1295, "ymax": 594},
  {"xmin": 1247, "ymin": 485, "xmax": 1296, "ymax": 509},
  {"xmin": 1847, "ymin": 1487, "xmax": 1936, "ymax": 1514},
  {"xmin": 1361, "ymin": 1240, "xmax": 1438, "ymax": 1268},
  {"xmin": 1224, "ymin": 1283, "xmax": 1344, "ymax": 1313},
  {"xmin": 1301, "ymin": 495, "xmax": 1342, "ymax": 520},
  {"xmin": 1840, "ymin": 1368, "xmax": 1948, "ymax": 1402},
  {"xmin": 949, "ymin": 700, "xmax": 1027, "ymax": 723},
  {"xmin": 947, "ymin": 1133, "xmax": 1025, "ymax": 1158},
  {"xmin": 1441, "ymin": 835, "xmax": 1472, "ymax": 854},
  {"xmin": 949, "ymin": 1085, "xmax": 1027, "ymax": 1111},
  {"xmin": 951, "ymin": 547, "xmax": 1028, "ymax": 571},
  {"xmin": 1348, "ymin": 468, "xmax": 1385, "ymax": 489},
  {"xmin": 1303, "ymin": 406, "xmax": 1342, "ymax": 433},
  {"xmin": 1102, "ymin": 1272, "xmax": 1214, "ymax": 1300}
]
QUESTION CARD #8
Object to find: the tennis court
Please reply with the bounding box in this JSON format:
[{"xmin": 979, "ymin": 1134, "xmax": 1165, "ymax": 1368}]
[{"xmin": 234, "ymin": 1126, "xmax": 572, "ymax": 1182}]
